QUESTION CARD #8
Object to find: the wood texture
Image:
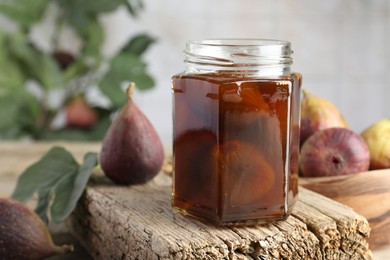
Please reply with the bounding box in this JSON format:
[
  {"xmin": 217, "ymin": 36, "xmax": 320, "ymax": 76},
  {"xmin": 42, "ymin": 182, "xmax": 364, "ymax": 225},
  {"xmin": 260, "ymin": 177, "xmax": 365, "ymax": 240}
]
[
  {"xmin": 300, "ymin": 169, "xmax": 390, "ymax": 249},
  {"xmin": 1, "ymin": 142, "xmax": 386, "ymax": 258},
  {"xmin": 68, "ymin": 173, "xmax": 372, "ymax": 260}
]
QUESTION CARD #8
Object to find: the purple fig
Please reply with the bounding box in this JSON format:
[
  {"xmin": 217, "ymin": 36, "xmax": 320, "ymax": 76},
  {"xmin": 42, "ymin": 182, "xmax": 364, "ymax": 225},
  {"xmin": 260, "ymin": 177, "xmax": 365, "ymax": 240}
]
[
  {"xmin": 300, "ymin": 127, "xmax": 370, "ymax": 177},
  {"xmin": 100, "ymin": 83, "xmax": 164, "ymax": 185},
  {"xmin": 300, "ymin": 90, "xmax": 349, "ymax": 145},
  {"xmin": 52, "ymin": 51, "xmax": 75, "ymax": 70},
  {"xmin": 0, "ymin": 198, "xmax": 73, "ymax": 260}
]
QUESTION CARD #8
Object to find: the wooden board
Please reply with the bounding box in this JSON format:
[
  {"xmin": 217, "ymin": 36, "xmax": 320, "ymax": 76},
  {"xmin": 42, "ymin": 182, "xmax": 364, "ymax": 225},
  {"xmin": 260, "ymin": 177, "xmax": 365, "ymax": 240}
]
[{"xmin": 68, "ymin": 173, "xmax": 372, "ymax": 259}]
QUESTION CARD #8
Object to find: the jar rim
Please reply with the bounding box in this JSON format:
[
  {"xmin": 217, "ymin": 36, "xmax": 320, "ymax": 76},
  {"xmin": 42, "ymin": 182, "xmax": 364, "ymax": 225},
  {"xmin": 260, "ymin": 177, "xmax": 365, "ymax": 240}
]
[{"xmin": 187, "ymin": 38, "xmax": 291, "ymax": 48}]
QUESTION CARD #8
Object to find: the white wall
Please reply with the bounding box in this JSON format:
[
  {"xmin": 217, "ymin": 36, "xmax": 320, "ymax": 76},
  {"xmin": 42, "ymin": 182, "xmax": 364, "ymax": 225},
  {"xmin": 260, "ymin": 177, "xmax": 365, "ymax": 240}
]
[{"xmin": 101, "ymin": 0, "xmax": 390, "ymax": 146}]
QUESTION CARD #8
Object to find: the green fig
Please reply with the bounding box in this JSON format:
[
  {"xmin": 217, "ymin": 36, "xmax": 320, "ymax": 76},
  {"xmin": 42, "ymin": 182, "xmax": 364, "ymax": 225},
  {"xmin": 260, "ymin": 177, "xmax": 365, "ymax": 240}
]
[
  {"xmin": 361, "ymin": 119, "xmax": 390, "ymax": 170},
  {"xmin": 100, "ymin": 83, "xmax": 164, "ymax": 185},
  {"xmin": 300, "ymin": 89, "xmax": 349, "ymax": 145},
  {"xmin": 0, "ymin": 198, "xmax": 73, "ymax": 260}
]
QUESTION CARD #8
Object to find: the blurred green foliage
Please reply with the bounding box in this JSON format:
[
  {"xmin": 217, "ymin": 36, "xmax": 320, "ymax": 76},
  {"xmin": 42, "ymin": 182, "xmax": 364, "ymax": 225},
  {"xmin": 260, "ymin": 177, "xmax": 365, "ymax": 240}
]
[{"xmin": 0, "ymin": 0, "xmax": 155, "ymax": 140}]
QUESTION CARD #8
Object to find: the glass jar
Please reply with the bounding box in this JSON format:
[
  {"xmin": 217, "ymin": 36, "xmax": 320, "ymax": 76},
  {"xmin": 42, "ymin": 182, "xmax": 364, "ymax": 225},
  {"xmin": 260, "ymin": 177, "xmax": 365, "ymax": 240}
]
[{"xmin": 172, "ymin": 39, "xmax": 301, "ymax": 225}]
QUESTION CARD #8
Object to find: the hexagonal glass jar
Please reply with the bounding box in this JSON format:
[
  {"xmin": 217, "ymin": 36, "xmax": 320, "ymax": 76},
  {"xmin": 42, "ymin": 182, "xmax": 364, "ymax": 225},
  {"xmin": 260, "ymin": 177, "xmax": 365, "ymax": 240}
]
[{"xmin": 172, "ymin": 39, "xmax": 301, "ymax": 225}]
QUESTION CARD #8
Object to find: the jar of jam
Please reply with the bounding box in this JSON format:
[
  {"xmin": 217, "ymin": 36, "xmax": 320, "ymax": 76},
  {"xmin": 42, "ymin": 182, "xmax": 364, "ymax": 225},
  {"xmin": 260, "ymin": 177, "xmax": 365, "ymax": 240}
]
[{"xmin": 172, "ymin": 39, "xmax": 301, "ymax": 225}]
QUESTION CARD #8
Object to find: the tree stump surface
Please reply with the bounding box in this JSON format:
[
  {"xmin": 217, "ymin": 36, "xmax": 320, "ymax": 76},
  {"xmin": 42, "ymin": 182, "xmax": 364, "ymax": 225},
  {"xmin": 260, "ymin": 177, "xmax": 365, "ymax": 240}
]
[{"xmin": 69, "ymin": 173, "xmax": 372, "ymax": 260}]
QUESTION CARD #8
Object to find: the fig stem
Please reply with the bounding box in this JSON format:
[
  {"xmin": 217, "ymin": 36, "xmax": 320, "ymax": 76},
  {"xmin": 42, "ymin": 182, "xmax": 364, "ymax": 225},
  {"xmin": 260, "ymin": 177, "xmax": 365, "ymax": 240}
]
[
  {"xmin": 54, "ymin": 244, "xmax": 74, "ymax": 255},
  {"xmin": 126, "ymin": 83, "xmax": 136, "ymax": 99}
]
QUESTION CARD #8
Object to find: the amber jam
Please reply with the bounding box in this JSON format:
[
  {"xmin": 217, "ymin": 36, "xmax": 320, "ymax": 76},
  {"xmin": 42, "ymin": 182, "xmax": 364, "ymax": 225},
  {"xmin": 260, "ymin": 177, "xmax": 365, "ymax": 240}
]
[{"xmin": 172, "ymin": 39, "xmax": 301, "ymax": 225}]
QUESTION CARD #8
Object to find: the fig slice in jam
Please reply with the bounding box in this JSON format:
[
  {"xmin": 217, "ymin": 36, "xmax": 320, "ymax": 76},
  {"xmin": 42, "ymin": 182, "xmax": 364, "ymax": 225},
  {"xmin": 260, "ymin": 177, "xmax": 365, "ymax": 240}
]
[
  {"xmin": 219, "ymin": 141, "xmax": 275, "ymax": 207},
  {"xmin": 173, "ymin": 129, "xmax": 218, "ymax": 211}
]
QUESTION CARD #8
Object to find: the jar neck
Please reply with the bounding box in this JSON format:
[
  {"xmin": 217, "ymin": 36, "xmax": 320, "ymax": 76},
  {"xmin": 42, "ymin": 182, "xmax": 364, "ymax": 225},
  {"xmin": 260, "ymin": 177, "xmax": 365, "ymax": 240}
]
[{"xmin": 184, "ymin": 39, "xmax": 293, "ymax": 77}]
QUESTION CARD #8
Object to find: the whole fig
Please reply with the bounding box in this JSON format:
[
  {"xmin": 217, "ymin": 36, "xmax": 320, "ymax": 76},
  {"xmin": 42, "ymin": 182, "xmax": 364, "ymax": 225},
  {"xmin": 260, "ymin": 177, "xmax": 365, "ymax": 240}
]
[
  {"xmin": 52, "ymin": 51, "xmax": 75, "ymax": 70},
  {"xmin": 100, "ymin": 83, "xmax": 164, "ymax": 185},
  {"xmin": 300, "ymin": 90, "xmax": 348, "ymax": 145},
  {"xmin": 219, "ymin": 141, "xmax": 275, "ymax": 206},
  {"xmin": 174, "ymin": 129, "xmax": 218, "ymax": 208},
  {"xmin": 300, "ymin": 127, "xmax": 370, "ymax": 177},
  {"xmin": 0, "ymin": 198, "xmax": 73, "ymax": 260},
  {"xmin": 361, "ymin": 119, "xmax": 390, "ymax": 170},
  {"xmin": 66, "ymin": 96, "xmax": 98, "ymax": 129}
]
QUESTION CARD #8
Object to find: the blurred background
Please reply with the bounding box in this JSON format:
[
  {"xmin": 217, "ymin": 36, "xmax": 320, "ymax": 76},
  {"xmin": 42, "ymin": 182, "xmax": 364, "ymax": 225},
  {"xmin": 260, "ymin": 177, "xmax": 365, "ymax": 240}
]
[{"xmin": 0, "ymin": 0, "xmax": 389, "ymax": 146}]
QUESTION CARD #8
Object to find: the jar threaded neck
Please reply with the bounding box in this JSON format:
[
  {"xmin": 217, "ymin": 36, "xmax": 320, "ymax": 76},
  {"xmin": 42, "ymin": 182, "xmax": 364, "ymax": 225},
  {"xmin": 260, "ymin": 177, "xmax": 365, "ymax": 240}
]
[{"xmin": 184, "ymin": 39, "xmax": 293, "ymax": 76}]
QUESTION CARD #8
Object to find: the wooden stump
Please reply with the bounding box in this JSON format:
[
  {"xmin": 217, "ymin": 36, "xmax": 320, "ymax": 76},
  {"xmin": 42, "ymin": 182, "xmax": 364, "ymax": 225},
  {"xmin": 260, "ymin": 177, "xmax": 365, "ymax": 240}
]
[{"xmin": 68, "ymin": 173, "xmax": 372, "ymax": 259}]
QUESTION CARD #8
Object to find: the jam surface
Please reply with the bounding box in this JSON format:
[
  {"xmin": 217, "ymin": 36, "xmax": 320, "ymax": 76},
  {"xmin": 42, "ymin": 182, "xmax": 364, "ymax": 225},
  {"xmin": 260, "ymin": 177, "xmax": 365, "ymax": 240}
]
[{"xmin": 172, "ymin": 73, "xmax": 301, "ymax": 225}]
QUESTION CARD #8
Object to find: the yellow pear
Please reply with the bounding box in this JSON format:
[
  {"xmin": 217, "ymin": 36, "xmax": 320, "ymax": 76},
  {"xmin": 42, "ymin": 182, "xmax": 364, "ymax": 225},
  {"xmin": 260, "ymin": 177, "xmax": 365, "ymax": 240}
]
[{"xmin": 361, "ymin": 119, "xmax": 390, "ymax": 170}]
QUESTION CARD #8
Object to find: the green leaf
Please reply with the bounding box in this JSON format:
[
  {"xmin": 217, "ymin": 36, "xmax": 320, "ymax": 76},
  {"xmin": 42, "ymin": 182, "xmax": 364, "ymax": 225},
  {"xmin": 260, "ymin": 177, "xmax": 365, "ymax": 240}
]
[
  {"xmin": 0, "ymin": 126, "xmax": 23, "ymax": 139},
  {"xmin": 63, "ymin": 60, "xmax": 90, "ymax": 81},
  {"xmin": 39, "ymin": 54, "xmax": 64, "ymax": 90},
  {"xmin": 0, "ymin": 89, "xmax": 43, "ymax": 140},
  {"xmin": 110, "ymin": 52, "xmax": 147, "ymax": 74},
  {"xmin": 11, "ymin": 147, "xmax": 98, "ymax": 223},
  {"xmin": 88, "ymin": 114, "xmax": 112, "ymax": 140},
  {"xmin": 0, "ymin": 58, "xmax": 26, "ymax": 91},
  {"xmin": 128, "ymin": 73, "xmax": 154, "ymax": 90},
  {"xmin": 0, "ymin": 95, "xmax": 21, "ymax": 133},
  {"xmin": 82, "ymin": 0, "xmax": 124, "ymax": 14},
  {"xmin": 55, "ymin": 0, "xmax": 124, "ymax": 32},
  {"xmin": 99, "ymin": 53, "xmax": 143, "ymax": 107},
  {"xmin": 55, "ymin": 0, "xmax": 89, "ymax": 31},
  {"xmin": 0, "ymin": 29, "xmax": 7, "ymax": 62},
  {"xmin": 16, "ymin": 91, "xmax": 43, "ymax": 137},
  {"xmin": 0, "ymin": 0, "xmax": 49, "ymax": 31},
  {"xmin": 6, "ymin": 32, "xmax": 64, "ymax": 90},
  {"xmin": 122, "ymin": 34, "xmax": 156, "ymax": 56},
  {"xmin": 12, "ymin": 147, "xmax": 79, "ymax": 202},
  {"xmin": 98, "ymin": 78, "xmax": 126, "ymax": 109},
  {"xmin": 124, "ymin": 0, "xmax": 144, "ymax": 17},
  {"xmin": 99, "ymin": 52, "xmax": 154, "ymax": 108},
  {"xmin": 7, "ymin": 32, "xmax": 40, "ymax": 69},
  {"xmin": 0, "ymin": 33, "xmax": 26, "ymax": 91},
  {"xmin": 79, "ymin": 17, "xmax": 104, "ymax": 63},
  {"xmin": 50, "ymin": 152, "xmax": 97, "ymax": 222}
]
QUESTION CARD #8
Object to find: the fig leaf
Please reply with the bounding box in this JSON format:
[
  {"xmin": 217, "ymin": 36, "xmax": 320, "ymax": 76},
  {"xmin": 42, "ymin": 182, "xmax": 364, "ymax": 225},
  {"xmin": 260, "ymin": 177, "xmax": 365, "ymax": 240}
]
[
  {"xmin": 0, "ymin": 0, "xmax": 48, "ymax": 31},
  {"xmin": 79, "ymin": 17, "xmax": 104, "ymax": 62},
  {"xmin": 6, "ymin": 32, "xmax": 64, "ymax": 90},
  {"xmin": 50, "ymin": 152, "xmax": 97, "ymax": 222},
  {"xmin": 124, "ymin": 0, "xmax": 144, "ymax": 17},
  {"xmin": 99, "ymin": 52, "xmax": 154, "ymax": 108},
  {"xmin": 122, "ymin": 34, "xmax": 156, "ymax": 56},
  {"xmin": 56, "ymin": 0, "xmax": 140, "ymax": 31},
  {"xmin": 11, "ymin": 147, "xmax": 98, "ymax": 223}
]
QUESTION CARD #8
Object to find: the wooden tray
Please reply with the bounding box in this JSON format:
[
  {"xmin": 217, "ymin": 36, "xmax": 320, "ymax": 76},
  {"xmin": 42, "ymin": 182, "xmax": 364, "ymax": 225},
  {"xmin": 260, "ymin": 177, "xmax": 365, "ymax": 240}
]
[{"xmin": 300, "ymin": 169, "xmax": 390, "ymax": 250}]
